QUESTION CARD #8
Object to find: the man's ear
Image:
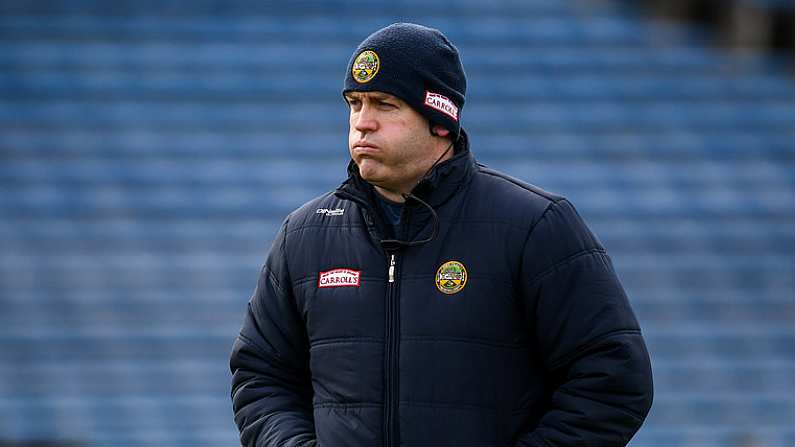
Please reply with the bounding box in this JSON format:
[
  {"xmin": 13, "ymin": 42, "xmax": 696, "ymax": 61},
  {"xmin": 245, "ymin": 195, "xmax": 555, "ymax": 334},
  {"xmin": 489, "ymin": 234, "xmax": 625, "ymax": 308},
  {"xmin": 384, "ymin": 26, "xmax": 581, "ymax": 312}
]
[{"xmin": 430, "ymin": 125, "xmax": 450, "ymax": 137}]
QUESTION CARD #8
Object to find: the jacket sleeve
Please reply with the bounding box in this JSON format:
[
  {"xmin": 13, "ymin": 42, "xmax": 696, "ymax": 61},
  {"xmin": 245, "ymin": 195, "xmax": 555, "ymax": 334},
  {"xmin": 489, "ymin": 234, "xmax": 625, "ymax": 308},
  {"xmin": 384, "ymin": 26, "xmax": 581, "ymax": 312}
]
[
  {"xmin": 230, "ymin": 220, "xmax": 317, "ymax": 447},
  {"xmin": 514, "ymin": 199, "xmax": 653, "ymax": 447}
]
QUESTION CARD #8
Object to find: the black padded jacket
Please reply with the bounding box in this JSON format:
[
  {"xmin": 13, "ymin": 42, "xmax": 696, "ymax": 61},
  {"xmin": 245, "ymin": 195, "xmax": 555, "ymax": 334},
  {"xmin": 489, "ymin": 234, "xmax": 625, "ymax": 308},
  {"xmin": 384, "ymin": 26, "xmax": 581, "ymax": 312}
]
[{"xmin": 230, "ymin": 132, "xmax": 654, "ymax": 447}]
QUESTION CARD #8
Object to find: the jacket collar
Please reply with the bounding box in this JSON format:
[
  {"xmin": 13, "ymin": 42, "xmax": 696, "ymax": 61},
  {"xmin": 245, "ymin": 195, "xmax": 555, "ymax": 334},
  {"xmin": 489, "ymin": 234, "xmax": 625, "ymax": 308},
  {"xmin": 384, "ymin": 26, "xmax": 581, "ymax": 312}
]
[{"xmin": 334, "ymin": 128, "xmax": 476, "ymax": 210}]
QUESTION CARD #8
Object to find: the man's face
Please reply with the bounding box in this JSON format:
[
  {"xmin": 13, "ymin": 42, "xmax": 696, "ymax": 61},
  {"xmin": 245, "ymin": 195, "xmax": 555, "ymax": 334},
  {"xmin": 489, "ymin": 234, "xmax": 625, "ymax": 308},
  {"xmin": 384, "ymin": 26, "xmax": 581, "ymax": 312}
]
[{"xmin": 345, "ymin": 91, "xmax": 439, "ymax": 195}]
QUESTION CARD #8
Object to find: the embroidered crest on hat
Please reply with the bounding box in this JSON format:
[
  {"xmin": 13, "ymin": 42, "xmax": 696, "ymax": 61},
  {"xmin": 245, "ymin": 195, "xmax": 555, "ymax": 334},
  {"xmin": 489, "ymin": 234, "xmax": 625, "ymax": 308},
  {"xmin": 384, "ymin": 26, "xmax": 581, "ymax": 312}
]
[
  {"xmin": 435, "ymin": 260, "xmax": 467, "ymax": 294},
  {"xmin": 352, "ymin": 50, "xmax": 380, "ymax": 84},
  {"xmin": 424, "ymin": 91, "xmax": 459, "ymax": 121}
]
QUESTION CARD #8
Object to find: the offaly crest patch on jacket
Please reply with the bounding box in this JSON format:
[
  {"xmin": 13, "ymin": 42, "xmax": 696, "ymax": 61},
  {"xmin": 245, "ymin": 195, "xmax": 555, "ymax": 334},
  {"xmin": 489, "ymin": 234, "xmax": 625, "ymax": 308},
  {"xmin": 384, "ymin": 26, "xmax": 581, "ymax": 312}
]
[
  {"xmin": 318, "ymin": 268, "xmax": 361, "ymax": 288},
  {"xmin": 435, "ymin": 260, "xmax": 467, "ymax": 295}
]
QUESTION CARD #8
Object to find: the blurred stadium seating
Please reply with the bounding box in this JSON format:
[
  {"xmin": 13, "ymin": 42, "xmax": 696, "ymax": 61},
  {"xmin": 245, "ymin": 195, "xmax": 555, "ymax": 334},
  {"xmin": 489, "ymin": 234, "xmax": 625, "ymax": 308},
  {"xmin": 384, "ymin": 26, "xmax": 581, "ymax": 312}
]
[
  {"xmin": 0, "ymin": 0, "xmax": 794, "ymax": 446},
  {"xmin": 637, "ymin": 0, "xmax": 795, "ymax": 54}
]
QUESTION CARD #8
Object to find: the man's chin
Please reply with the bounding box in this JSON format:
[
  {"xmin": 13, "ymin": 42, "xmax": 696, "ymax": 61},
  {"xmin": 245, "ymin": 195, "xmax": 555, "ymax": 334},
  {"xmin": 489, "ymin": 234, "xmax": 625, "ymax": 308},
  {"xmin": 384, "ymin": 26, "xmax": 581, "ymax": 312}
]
[
  {"xmin": 360, "ymin": 172, "xmax": 386, "ymax": 186},
  {"xmin": 355, "ymin": 160, "xmax": 383, "ymax": 182},
  {"xmin": 359, "ymin": 171, "xmax": 393, "ymax": 191}
]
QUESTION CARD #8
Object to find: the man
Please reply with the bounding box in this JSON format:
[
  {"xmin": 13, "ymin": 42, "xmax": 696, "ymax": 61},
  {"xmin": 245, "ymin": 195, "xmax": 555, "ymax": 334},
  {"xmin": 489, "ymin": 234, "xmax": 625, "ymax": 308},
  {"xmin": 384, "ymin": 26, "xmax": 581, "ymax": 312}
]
[{"xmin": 230, "ymin": 23, "xmax": 653, "ymax": 447}]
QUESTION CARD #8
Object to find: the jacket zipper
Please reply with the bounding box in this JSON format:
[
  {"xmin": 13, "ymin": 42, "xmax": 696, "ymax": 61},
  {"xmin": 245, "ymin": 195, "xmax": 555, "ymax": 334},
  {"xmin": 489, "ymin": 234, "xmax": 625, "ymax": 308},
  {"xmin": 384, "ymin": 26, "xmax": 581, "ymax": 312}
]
[
  {"xmin": 384, "ymin": 252, "xmax": 400, "ymax": 447},
  {"xmin": 384, "ymin": 198, "xmax": 414, "ymax": 446},
  {"xmin": 335, "ymin": 189, "xmax": 404, "ymax": 446}
]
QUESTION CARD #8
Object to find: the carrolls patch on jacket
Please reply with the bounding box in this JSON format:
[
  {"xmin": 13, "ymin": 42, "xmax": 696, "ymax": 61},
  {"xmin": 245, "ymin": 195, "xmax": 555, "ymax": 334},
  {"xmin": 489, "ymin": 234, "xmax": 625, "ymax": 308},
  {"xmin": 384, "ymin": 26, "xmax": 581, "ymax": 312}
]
[
  {"xmin": 435, "ymin": 260, "xmax": 467, "ymax": 294},
  {"xmin": 318, "ymin": 268, "xmax": 361, "ymax": 288}
]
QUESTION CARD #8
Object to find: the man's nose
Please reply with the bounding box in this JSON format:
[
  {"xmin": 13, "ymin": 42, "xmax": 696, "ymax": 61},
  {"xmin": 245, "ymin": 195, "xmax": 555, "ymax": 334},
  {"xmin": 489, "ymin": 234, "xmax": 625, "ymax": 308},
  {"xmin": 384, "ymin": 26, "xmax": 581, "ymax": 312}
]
[{"xmin": 353, "ymin": 103, "xmax": 378, "ymax": 133}]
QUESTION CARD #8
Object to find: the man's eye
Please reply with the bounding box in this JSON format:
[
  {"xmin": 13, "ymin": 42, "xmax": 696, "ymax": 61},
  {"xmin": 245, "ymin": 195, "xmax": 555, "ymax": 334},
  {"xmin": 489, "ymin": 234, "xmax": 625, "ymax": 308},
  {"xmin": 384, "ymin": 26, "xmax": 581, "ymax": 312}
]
[{"xmin": 379, "ymin": 101, "xmax": 396, "ymax": 109}]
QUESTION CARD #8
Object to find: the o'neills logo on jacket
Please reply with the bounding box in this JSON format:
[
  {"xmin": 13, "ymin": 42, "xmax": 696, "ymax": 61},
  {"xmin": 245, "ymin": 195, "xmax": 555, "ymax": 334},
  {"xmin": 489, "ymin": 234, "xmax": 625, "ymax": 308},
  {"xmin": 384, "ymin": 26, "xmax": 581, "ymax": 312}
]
[
  {"xmin": 318, "ymin": 269, "xmax": 361, "ymax": 288},
  {"xmin": 424, "ymin": 91, "xmax": 459, "ymax": 121}
]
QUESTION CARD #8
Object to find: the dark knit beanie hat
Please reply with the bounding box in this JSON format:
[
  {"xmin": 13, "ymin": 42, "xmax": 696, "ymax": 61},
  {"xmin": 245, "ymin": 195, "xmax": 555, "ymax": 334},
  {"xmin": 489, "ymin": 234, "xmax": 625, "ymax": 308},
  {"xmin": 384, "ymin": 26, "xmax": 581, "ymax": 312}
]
[{"xmin": 343, "ymin": 23, "xmax": 467, "ymax": 140}]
